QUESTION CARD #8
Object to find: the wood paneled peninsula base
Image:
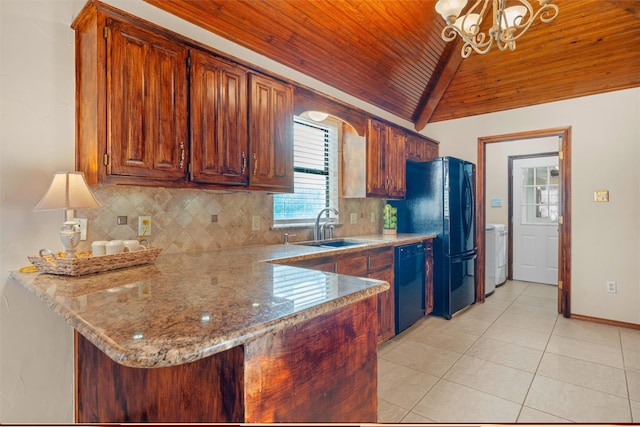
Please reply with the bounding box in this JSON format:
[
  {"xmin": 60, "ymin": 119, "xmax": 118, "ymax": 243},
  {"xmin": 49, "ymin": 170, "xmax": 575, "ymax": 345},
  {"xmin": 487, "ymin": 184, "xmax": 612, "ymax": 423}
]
[
  {"xmin": 9, "ymin": 235, "xmax": 432, "ymax": 423},
  {"xmin": 76, "ymin": 296, "xmax": 377, "ymax": 423}
]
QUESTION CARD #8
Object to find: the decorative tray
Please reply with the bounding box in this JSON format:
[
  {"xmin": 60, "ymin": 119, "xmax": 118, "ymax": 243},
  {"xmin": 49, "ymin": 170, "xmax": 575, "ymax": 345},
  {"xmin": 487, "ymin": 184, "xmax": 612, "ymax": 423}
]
[{"xmin": 28, "ymin": 247, "xmax": 162, "ymax": 276}]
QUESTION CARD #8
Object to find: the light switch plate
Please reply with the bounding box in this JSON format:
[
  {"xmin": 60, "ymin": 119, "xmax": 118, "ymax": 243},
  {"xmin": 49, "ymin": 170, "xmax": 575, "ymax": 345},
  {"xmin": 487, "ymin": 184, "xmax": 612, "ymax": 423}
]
[
  {"xmin": 594, "ymin": 190, "xmax": 609, "ymax": 202},
  {"xmin": 350, "ymin": 212, "xmax": 358, "ymax": 224},
  {"xmin": 77, "ymin": 218, "xmax": 87, "ymax": 241}
]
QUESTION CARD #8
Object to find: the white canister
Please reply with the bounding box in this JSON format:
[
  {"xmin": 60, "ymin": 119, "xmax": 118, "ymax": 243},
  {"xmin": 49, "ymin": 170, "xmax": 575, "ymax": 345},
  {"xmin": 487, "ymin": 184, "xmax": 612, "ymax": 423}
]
[
  {"xmin": 91, "ymin": 240, "xmax": 108, "ymax": 256},
  {"xmin": 105, "ymin": 240, "xmax": 125, "ymax": 255},
  {"xmin": 124, "ymin": 239, "xmax": 146, "ymax": 252}
]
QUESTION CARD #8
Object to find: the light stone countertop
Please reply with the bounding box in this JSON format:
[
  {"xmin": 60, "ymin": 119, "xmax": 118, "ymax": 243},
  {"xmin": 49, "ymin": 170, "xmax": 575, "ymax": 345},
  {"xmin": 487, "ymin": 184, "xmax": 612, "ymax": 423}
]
[{"xmin": 9, "ymin": 233, "xmax": 433, "ymax": 368}]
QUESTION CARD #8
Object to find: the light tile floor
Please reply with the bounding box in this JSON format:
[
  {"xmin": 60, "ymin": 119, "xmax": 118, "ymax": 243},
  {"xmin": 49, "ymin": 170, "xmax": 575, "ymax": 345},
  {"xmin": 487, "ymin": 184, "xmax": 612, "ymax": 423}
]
[{"xmin": 378, "ymin": 280, "xmax": 640, "ymax": 423}]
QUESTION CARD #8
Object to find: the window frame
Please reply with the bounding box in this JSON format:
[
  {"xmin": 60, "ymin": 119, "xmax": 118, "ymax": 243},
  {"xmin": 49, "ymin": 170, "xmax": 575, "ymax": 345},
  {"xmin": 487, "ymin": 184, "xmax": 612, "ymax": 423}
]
[{"xmin": 272, "ymin": 116, "xmax": 339, "ymax": 228}]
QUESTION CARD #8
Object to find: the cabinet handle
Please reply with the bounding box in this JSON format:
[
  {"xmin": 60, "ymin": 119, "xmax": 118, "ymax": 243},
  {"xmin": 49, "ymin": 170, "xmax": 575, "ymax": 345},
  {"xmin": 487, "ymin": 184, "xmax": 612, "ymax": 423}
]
[
  {"xmin": 241, "ymin": 151, "xmax": 247, "ymax": 175},
  {"xmin": 179, "ymin": 142, "xmax": 185, "ymax": 169},
  {"xmin": 253, "ymin": 152, "xmax": 257, "ymax": 175}
]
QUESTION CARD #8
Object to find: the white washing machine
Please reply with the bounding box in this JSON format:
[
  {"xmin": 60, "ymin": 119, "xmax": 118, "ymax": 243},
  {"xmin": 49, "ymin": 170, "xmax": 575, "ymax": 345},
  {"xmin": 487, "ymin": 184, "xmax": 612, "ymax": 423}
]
[
  {"xmin": 485, "ymin": 224, "xmax": 496, "ymax": 296},
  {"xmin": 491, "ymin": 223, "xmax": 508, "ymax": 286}
]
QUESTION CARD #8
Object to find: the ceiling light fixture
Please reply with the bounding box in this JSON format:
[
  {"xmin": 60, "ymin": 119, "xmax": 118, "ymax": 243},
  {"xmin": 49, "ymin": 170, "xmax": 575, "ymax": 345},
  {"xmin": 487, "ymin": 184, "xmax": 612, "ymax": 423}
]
[
  {"xmin": 435, "ymin": 0, "xmax": 559, "ymax": 57},
  {"xmin": 307, "ymin": 111, "xmax": 329, "ymax": 122}
]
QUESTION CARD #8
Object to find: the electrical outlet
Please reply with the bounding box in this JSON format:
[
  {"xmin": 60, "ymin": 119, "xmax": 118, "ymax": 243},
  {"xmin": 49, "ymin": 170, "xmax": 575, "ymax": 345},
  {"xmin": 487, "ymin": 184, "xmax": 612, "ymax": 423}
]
[
  {"xmin": 77, "ymin": 218, "xmax": 88, "ymax": 241},
  {"xmin": 606, "ymin": 281, "xmax": 617, "ymax": 293},
  {"xmin": 252, "ymin": 215, "xmax": 260, "ymax": 231},
  {"xmin": 370, "ymin": 211, "xmax": 376, "ymax": 223},
  {"xmin": 138, "ymin": 216, "xmax": 151, "ymax": 237},
  {"xmin": 350, "ymin": 212, "xmax": 358, "ymax": 224}
]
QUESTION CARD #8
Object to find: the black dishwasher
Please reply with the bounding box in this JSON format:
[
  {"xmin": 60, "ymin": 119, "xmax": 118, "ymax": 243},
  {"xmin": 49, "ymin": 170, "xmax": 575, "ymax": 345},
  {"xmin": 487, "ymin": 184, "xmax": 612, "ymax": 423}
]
[{"xmin": 394, "ymin": 242, "xmax": 426, "ymax": 334}]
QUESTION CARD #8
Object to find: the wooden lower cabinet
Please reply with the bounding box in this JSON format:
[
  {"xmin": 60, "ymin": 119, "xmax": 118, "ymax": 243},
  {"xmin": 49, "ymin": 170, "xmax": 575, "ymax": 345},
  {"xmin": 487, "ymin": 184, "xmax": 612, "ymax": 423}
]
[
  {"xmin": 371, "ymin": 267, "xmax": 394, "ymax": 342},
  {"xmin": 284, "ymin": 245, "xmax": 397, "ymax": 342},
  {"xmin": 75, "ymin": 296, "xmax": 378, "ymax": 423}
]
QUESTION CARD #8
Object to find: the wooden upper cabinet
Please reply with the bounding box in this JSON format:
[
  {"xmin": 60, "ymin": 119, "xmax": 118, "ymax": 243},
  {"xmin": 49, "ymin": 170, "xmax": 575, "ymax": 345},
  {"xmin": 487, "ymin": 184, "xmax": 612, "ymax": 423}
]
[
  {"xmin": 406, "ymin": 133, "xmax": 439, "ymax": 163},
  {"xmin": 387, "ymin": 126, "xmax": 406, "ymax": 198},
  {"xmin": 366, "ymin": 118, "xmax": 406, "ymax": 198},
  {"xmin": 248, "ymin": 74, "xmax": 294, "ymax": 192},
  {"xmin": 107, "ymin": 20, "xmax": 188, "ymax": 182},
  {"xmin": 366, "ymin": 118, "xmax": 388, "ymax": 197},
  {"xmin": 190, "ymin": 49, "xmax": 249, "ymax": 186},
  {"xmin": 74, "ymin": 3, "xmax": 294, "ymax": 192}
]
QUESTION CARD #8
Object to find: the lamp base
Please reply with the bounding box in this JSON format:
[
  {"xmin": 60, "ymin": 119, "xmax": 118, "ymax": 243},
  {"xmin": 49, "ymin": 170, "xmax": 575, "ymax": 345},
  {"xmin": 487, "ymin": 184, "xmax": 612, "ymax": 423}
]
[{"xmin": 60, "ymin": 221, "xmax": 81, "ymax": 258}]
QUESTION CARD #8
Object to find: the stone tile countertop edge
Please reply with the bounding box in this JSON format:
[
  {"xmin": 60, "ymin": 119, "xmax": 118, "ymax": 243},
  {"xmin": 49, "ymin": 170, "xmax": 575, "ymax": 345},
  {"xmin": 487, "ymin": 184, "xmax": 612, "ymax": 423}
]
[{"xmin": 9, "ymin": 233, "xmax": 434, "ymax": 369}]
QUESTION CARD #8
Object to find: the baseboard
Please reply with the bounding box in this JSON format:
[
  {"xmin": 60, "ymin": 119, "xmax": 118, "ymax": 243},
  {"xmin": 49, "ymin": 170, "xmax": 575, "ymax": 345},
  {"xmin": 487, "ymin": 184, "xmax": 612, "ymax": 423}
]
[{"xmin": 570, "ymin": 313, "xmax": 640, "ymax": 330}]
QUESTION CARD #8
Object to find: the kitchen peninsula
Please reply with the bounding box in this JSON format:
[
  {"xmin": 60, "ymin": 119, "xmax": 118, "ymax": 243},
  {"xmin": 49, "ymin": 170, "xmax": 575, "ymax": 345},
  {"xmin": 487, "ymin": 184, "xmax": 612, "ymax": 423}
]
[{"xmin": 10, "ymin": 234, "xmax": 432, "ymax": 423}]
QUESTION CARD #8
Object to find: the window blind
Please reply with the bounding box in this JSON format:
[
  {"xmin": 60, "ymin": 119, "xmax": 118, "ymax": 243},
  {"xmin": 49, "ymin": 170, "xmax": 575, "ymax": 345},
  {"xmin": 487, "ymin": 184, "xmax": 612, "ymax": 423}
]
[{"xmin": 273, "ymin": 118, "xmax": 337, "ymax": 224}]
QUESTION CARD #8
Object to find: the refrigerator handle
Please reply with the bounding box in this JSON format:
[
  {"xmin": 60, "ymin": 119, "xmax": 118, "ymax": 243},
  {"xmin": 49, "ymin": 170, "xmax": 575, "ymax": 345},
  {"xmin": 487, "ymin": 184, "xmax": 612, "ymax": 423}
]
[{"xmin": 462, "ymin": 171, "xmax": 474, "ymax": 240}]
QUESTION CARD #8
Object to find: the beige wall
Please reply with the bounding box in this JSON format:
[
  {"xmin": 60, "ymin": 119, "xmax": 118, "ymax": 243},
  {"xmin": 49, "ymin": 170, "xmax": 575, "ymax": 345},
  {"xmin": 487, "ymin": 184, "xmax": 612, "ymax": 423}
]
[
  {"xmin": 2, "ymin": 0, "xmax": 639, "ymax": 423},
  {"xmin": 425, "ymin": 89, "xmax": 640, "ymax": 327}
]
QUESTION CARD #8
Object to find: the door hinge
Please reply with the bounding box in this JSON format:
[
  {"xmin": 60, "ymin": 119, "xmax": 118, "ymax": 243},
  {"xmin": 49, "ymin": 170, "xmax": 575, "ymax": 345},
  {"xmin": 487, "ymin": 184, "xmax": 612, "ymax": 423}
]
[
  {"xmin": 103, "ymin": 26, "xmax": 108, "ymax": 39},
  {"xmin": 558, "ymin": 280, "xmax": 563, "ymax": 290},
  {"xmin": 103, "ymin": 153, "xmax": 109, "ymax": 166},
  {"xmin": 558, "ymin": 150, "xmax": 564, "ymax": 160},
  {"xmin": 558, "ymin": 215, "xmax": 564, "ymax": 225}
]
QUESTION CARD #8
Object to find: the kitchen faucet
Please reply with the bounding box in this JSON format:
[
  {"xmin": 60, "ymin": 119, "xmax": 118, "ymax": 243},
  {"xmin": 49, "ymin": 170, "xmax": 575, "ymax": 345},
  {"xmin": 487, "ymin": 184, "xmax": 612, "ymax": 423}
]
[{"xmin": 314, "ymin": 207, "xmax": 339, "ymax": 240}]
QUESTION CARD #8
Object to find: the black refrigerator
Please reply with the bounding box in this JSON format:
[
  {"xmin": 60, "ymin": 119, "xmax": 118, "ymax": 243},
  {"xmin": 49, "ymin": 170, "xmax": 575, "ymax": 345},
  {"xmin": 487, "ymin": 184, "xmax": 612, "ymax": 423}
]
[{"xmin": 390, "ymin": 157, "xmax": 476, "ymax": 319}]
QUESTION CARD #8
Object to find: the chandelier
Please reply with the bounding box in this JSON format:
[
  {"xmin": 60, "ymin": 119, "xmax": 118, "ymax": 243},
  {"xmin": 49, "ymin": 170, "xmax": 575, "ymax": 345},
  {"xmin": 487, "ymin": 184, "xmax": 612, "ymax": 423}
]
[{"xmin": 434, "ymin": 0, "xmax": 559, "ymax": 57}]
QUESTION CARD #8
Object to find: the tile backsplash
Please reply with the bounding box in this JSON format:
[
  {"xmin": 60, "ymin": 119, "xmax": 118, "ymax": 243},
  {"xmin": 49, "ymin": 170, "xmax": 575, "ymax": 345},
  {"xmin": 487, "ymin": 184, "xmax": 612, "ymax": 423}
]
[{"xmin": 76, "ymin": 185, "xmax": 384, "ymax": 254}]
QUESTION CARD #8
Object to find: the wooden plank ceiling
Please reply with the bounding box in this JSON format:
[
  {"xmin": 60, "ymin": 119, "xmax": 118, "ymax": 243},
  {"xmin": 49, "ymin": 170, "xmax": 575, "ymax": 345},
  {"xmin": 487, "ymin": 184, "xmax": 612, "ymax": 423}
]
[{"xmin": 145, "ymin": 0, "xmax": 640, "ymax": 130}]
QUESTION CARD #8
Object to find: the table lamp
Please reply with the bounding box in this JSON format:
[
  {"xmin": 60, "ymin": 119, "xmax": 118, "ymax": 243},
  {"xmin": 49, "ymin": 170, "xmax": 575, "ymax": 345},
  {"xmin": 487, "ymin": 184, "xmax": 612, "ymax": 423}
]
[{"xmin": 34, "ymin": 171, "xmax": 101, "ymax": 258}]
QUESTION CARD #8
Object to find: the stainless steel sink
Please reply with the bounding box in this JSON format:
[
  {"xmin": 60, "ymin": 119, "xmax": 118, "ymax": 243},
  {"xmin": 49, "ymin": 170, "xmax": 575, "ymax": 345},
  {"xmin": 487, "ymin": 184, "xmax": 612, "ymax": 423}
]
[{"xmin": 294, "ymin": 238, "xmax": 368, "ymax": 248}]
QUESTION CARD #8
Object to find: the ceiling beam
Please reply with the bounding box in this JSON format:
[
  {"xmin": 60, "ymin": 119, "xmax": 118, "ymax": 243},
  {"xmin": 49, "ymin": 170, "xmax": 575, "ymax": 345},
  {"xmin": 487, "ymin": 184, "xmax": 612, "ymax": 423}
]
[{"xmin": 413, "ymin": 39, "xmax": 464, "ymax": 132}]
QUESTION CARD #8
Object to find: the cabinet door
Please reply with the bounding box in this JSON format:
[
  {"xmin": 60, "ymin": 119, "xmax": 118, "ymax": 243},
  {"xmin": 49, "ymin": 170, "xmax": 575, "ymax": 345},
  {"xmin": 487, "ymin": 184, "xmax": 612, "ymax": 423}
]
[
  {"xmin": 107, "ymin": 21, "xmax": 188, "ymax": 181},
  {"xmin": 366, "ymin": 118, "xmax": 388, "ymax": 197},
  {"xmin": 336, "ymin": 254, "xmax": 368, "ymax": 276},
  {"xmin": 424, "ymin": 139, "xmax": 439, "ymax": 161},
  {"xmin": 406, "ymin": 133, "xmax": 439, "ymax": 162},
  {"xmin": 370, "ymin": 268, "xmax": 394, "ymax": 343},
  {"xmin": 190, "ymin": 50, "xmax": 249, "ymax": 185},
  {"xmin": 387, "ymin": 126, "xmax": 406, "ymax": 198},
  {"xmin": 248, "ymin": 74, "xmax": 294, "ymax": 192}
]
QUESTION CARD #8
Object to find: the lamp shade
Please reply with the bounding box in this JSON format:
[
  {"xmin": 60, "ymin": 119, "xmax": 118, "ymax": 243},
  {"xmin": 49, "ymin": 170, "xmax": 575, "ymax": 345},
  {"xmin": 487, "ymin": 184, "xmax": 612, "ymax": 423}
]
[
  {"xmin": 502, "ymin": 5, "xmax": 527, "ymax": 28},
  {"xmin": 435, "ymin": 0, "xmax": 468, "ymax": 21},
  {"xmin": 34, "ymin": 171, "xmax": 101, "ymax": 211}
]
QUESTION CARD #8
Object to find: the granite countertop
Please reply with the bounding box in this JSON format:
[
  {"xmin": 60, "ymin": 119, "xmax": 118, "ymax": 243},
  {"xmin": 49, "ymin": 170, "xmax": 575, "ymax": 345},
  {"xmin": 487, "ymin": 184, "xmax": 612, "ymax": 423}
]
[{"xmin": 9, "ymin": 233, "xmax": 433, "ymax": 368}]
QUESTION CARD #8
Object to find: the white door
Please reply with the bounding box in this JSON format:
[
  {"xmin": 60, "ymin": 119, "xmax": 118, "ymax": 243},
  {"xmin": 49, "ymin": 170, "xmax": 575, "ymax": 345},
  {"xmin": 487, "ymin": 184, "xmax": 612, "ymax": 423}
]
[{"xmin": 512, "ymin": 156, "xmax": 559, "ymax": 285}]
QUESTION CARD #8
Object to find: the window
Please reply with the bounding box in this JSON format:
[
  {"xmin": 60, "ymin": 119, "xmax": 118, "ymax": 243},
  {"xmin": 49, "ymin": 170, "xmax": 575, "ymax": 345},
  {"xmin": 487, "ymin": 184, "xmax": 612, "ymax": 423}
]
[
  {"xmin": 520, "ymin": 165, "xmax": 559, "ymax": 224},
  {"xmin": 273, "ymin": 116, "xmax": 338, "ymax": 226}
]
